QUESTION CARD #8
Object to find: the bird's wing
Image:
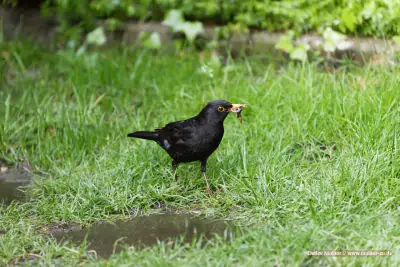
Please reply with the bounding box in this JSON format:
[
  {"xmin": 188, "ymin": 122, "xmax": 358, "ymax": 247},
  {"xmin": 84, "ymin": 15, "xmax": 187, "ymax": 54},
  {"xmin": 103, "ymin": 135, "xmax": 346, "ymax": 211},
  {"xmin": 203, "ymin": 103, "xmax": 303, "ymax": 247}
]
[{"xmin": 156, "ymin": 119, "xmax": 197, "ymax": 150}]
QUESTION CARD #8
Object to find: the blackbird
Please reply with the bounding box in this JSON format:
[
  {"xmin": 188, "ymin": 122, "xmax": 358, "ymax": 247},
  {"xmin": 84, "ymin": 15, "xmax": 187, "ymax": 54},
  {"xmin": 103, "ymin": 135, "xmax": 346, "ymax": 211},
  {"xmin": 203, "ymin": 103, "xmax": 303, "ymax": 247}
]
[{"xmin": 127, "ymin": 100, "xmax": 246, "ymax": 196}]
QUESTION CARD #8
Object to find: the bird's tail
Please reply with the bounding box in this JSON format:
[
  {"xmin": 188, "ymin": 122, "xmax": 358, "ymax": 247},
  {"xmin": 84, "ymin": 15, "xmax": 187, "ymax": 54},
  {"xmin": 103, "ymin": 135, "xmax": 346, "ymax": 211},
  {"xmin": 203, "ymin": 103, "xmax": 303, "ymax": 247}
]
[{"xmin": 127, "ymin": 131, "xmax": 158, "ymax": 141}]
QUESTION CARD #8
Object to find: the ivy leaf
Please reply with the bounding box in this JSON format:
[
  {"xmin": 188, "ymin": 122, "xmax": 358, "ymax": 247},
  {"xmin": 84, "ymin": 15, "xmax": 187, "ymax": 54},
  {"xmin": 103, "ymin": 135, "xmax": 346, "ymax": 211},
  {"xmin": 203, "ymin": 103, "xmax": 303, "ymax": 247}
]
[
  {"xmin": 275, "ymin": 35, "xmax": 294, "ymax": 53},
  {"xmin": 341, "ymin": 9, "xmax": 357, "ymax": 32},
  {"xmin": 86, "ymin": 27, "xmax": 106, "ymax": 46},
  {"xmin": 162, "ymin": 9, "xmax": 184, "ymax": 29},
  {"xmin": 179, "ymin": 22, "xmax": 204, "ymax": 43},
  {"xmin": 126, "ymin": 5, "xmax": 135, "ymax": 16},
  {"xmin": 323, "ymin": 27, "xmax": 345, "ymax": 53},
  {"xmin": 290, "ymin": 43, "xmax": 309, "ymax": 62},
  {"xmin": 162, "ymin": 9, "xmax": 204, "ymax": 43},
  {"xmin": 361, "ymin": 2, "xmax": 376, "ymax": 19}
]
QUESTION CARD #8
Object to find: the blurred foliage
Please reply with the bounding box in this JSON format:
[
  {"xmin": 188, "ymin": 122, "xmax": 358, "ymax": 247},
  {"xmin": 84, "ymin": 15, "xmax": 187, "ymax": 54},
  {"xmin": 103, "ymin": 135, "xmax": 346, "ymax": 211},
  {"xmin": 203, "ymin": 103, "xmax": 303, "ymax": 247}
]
[
  {"xmin": 275, "ymin": 27, "xmax": 348, "ymax": 62},
  {"xmin": 37, "ymin": 0, "xmax": 400, "ymax": 38},
  {"xmin": 162, "ymin": 10, "xmax": 204, "ymax": 43},
  {"xmin": 2, "ymin": 0, "xmax": 18, "ymax": 6}
]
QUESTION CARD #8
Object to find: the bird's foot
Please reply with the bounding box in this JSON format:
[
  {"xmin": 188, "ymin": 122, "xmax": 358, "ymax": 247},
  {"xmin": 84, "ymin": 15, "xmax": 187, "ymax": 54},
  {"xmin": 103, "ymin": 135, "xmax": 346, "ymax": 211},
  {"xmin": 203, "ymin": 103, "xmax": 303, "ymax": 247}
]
[{"xmin": 206, "ymin": 188, "xmax": 215, "ymax": 198}]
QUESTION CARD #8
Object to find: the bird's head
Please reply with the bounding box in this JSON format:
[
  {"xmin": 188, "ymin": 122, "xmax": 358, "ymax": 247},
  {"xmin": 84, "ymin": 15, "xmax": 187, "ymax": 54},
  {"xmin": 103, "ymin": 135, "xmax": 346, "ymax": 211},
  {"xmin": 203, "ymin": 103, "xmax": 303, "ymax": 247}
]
[{"xmin": 198, "ymin": 100, "xmax": 246, "ymax": 124}]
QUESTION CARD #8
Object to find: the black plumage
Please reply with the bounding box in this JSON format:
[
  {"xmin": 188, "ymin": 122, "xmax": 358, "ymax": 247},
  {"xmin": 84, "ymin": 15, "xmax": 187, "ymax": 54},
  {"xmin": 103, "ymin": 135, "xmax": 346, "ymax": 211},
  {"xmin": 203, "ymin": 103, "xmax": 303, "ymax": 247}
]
[{"xmin": 128, "ymin": 100, "xmax": 245, "ymax": 196}]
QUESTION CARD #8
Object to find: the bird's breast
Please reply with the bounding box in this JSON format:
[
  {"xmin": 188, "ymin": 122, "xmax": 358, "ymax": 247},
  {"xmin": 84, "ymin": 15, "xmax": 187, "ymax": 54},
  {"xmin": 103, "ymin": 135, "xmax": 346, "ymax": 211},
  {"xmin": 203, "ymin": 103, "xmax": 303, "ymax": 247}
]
[{"xmin": 194, "ymin": 124, "xmax": 224, "ymax": 151}]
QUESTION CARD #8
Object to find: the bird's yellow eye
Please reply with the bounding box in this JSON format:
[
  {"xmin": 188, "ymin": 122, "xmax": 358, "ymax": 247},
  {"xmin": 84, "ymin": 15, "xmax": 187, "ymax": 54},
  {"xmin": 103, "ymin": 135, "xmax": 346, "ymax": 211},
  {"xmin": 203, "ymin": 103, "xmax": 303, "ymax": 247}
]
[{"xmin": 218, "ymin": 106, "xmax": 225, "ymax": 112}]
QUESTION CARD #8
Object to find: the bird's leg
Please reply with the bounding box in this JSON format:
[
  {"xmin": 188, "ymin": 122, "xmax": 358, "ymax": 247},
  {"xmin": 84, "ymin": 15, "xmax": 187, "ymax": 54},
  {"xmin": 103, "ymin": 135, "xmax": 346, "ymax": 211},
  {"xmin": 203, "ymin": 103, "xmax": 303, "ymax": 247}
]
[
  {"xmin": 201, "ymin": 159, "xmax": 214, "ymax": 198},
  {"xmin": 172, "ymin": 159, "xmax": 179, "ymax": 182}
]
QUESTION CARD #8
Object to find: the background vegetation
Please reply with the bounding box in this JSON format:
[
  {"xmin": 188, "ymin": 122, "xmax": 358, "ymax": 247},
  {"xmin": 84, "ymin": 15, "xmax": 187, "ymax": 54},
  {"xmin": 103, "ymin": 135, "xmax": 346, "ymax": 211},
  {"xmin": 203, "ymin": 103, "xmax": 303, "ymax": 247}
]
[{"xmin": 38, "ymin": 0, "xmax": 400, "ymax": 38}]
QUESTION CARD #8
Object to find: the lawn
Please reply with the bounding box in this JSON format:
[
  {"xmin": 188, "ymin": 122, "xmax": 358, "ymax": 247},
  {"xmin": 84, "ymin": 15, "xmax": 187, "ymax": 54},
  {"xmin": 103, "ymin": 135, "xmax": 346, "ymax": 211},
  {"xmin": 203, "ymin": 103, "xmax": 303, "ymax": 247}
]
[{"xmin": 0, "ymin": 41, "xmax": 399, "ymax": 266}]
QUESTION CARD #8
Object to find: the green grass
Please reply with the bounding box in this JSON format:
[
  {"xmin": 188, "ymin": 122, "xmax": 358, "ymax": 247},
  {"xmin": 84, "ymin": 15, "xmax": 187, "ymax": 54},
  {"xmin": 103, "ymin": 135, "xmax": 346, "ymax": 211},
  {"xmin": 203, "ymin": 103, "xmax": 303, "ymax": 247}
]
[{"xmin": 0, "ymin": 40, "xmax": 400, "ymax": 266}]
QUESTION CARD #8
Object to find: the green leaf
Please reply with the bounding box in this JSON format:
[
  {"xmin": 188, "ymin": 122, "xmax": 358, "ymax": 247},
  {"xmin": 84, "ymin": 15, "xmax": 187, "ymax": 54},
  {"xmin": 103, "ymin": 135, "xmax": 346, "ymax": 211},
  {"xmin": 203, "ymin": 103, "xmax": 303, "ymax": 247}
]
[
  {"xmin": 178, "ymin": 22, "xmax": 204, "ymax": 43},
  {"xmin": 162, "ymin": 9, "xmax": 184, "ymax": 29},
  {"xmin": 290, "ymin": 43, "xmax": 309, "ymax": 62},
  {"xmin": 323, "ymin": 27, "xmax": 345, "ymax": 53},
  {"xmin": 86, "ymin": 27, "xmax": 106, "ymax": 46},
  {"xmin": 275, "ymin": 35, "xmax": 294, "ymax": 53},
  {"xmin": 341, "ymin": 9, "xmax": 357, "ymax": 32},
  {"xmin": 361, "ymin": 2, "xmax": 376, "ymax": 19},
  {"xmin": 126, "ymin": 5, "xmax": 135, "ymax": 16}
]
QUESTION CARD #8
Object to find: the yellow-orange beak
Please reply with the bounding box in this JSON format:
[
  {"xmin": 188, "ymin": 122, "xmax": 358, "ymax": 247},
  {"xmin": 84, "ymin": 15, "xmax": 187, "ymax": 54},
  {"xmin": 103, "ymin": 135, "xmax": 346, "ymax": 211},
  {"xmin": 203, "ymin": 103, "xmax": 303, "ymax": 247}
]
[
  {"xmin": 229, "ymin": 104, "xmax": 246, "ymax": 113},
  {"xmin": 229, "ymin": 104, "xmax": 246, "ymax": 123}
]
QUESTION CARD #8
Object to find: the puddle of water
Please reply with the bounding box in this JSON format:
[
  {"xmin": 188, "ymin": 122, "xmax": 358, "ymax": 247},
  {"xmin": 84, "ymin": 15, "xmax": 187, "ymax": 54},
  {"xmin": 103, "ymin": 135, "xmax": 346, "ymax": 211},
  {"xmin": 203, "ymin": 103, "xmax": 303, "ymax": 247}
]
[
  {"xmin": 52, "ymin": 214, "xmax": 236, "ymax": 258},
  {"xmin": 0, "ymin": 167, "xmax": 31, "ymax": 204},
  {"xmin": 0, "ymin": 180, "xmax": 27, "ymax": 204}
]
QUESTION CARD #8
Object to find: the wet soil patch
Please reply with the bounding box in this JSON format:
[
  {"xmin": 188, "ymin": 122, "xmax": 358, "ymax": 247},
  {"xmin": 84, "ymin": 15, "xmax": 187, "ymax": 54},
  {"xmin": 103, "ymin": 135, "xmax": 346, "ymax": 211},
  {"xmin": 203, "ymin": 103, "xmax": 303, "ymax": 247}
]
[
  {"xmin": 52, "ymin": 214, "xmax": 236, "ymax": 258},
  {"xmin": 0, "ymin": 165, "xmax": 31, "ymax": 204}
]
